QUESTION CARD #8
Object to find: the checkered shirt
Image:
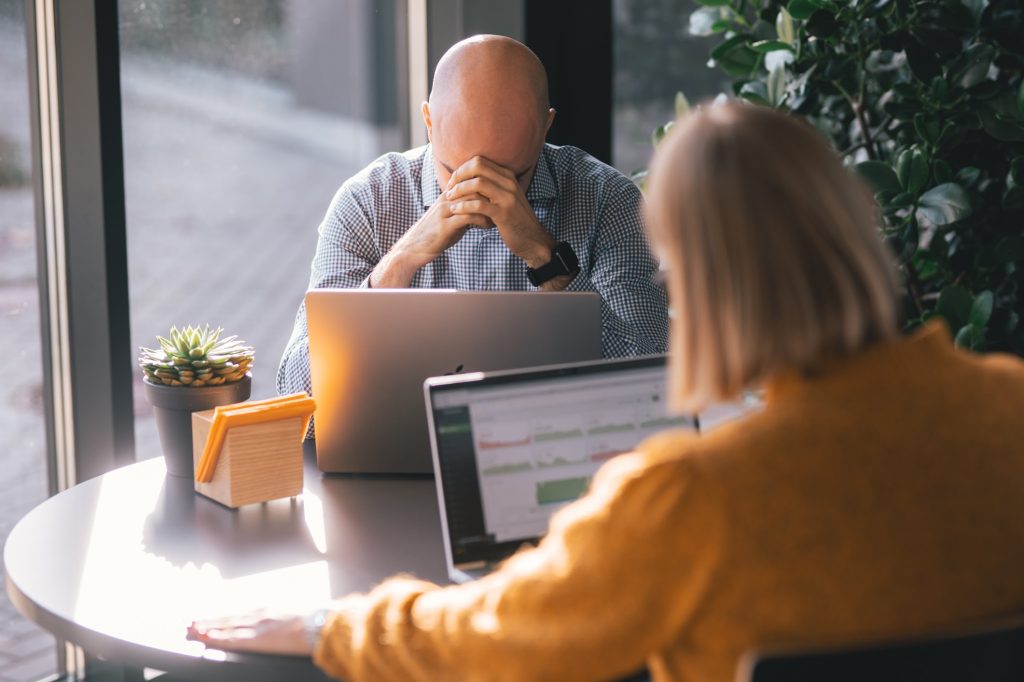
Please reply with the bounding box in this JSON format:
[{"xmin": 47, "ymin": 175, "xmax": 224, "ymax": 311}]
[{"xmin": 277, "ymin": 143, "xmax": 669, "ymax": 399}]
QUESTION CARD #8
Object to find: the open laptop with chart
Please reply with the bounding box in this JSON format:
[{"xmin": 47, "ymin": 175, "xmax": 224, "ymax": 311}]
[
  {"xmin": 306, "ymin": 289, "xmax": 603, "ymax": 474},
  {"xmin": 424, "ymin": 355, "xmax": 697, "ymax": 583}
]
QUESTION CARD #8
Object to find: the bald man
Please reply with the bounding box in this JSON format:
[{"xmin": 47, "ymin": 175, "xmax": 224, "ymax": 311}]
[{"xmin": 278, "ymin": 35, "xmax": 668, "ymax": 397}]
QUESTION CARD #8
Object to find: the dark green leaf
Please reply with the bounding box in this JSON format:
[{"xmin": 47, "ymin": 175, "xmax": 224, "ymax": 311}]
[
  {"xmin": 969, "ymin": 291, "xmax": 994, "ymax": 327},
  {"xmin": 693, "ymin": 0, "xmax": 731, "ymax": 6},
  {"xmin": 934, "ymin": 159, "xmax": 953, "ymax": 184},
  {"xmin": 980, "ymin": 108, "xmax": 1024, "ymax": 142},
  {"xmin": 897, "ymin": 218, "xmax": 919, "ymax": 261},
  {"xmin": 937, "ymin": 284, "xmax": 975, "ymax": 329},
  {"xmin": 954, "ymin": 166, "xmax": 981, "ymax": 187},
  {"xmin": 1011, "ymin": 157, "xmax": 1024, "ymax": 186},
  {"xmin": 904, "ymin": 39, "xmax": 942, "ymax": 82},
  {"xmin": 897, "ymin": 147, "xmax": 929, "ymax": 194},
  {"xmin": 714, "ymin": 45, "xmax": 761, "ymax": 78},
  {"xmin": 916, "ymin": 182, "xmax": 972, "ymax": 225},
  {"xmin": 710, "ymin": 19, "xmax": 733, "ymax": 33},
  {"xmin": 893, "ymin": 82, "xmax": 918, "ymax": 99},
  {"xmin": 994, "ymin": 237, "xmax": 1024, "ymax": 263},
  {"xmin": 890, "ymin": 192, "xmax": 915, "ymax": 208},
  {"xmin": 751, "ymin": 40, "xmax": 794, "ymax": 53},
  {"xmin": 806, "ymin": 10, "xmax": 839, "ymax": 38},
  {"xmin": 750, "ymin": 19, "xmax": 776, "ymax": 42},
  {"xmin": 911, "ymin": 27, "xmax": 961, "ymax": 56},
  {"xmin": 929, "ymin": 76, "xmax": 949, "ymax": 102},
  {"xmin": 1004, "ymin": 186, "xmax": 1024, "ymax": 211},
  {"xmin": 913, "ymin": 114, "xmax": 941, "ymax": 145},
  {"xmin": 739, "ymin": 81, "xmax": 770, "ymax": 105},
  {"xmin": 884, "ymin": 100, "xmax": 921, "ymax": 120},
  {"xmin": 1007, "ymin": 311, "xmax": 1021, "ymax": 335},
  {"xmin": 879, "ymin": 30, "xmax": 908, "ymax": 51},
  {"xmin": 787, "ymin": 0, "xmax": 825, "ymax": 20},
  {"xmin": 711, "ymin": 34, "xmax": 750, "ymax": 60},
  {"xmin": 954, "ymin": 323, "xmax": 985, "ymax": 350},
  {"xmin": 856, "ymin": 161, "xmax": 902, "ymax": 193},
  {"xmin": 953, "ymin": 43, "xmax": 995, "ymax": 89}
]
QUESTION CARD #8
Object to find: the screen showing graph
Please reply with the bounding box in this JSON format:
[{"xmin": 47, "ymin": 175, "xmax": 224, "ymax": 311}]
[{"xmin": 464, "ymin": 365, "xmax": 694, "ymax": 542}]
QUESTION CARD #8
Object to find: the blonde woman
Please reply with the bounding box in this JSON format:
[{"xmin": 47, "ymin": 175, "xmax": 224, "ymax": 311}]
[{"xmin": 191, "ymin": 103, "xmax": 1024, "ymax": 681}]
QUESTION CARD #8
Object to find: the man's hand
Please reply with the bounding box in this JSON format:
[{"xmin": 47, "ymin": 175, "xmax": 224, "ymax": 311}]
[
  {"xmin": 445, "ymin": 157, "xmax": 573, "ymax": 290},
  {"xmin": 370, "ymin": 196, "xmax": 491, "ymax": 288}
]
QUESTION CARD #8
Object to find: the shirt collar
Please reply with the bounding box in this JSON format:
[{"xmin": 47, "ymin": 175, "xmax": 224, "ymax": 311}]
[
  {"xmin": 526, "ymin": 146, "xmax": 558, "ymax": 203},
  {"xmin": 421, "ymin": 144, "xmax": 557, "ymax": 208},
  {"xmin": 421, "ymin": 144, "xmax": 441, "ymax": 208}
]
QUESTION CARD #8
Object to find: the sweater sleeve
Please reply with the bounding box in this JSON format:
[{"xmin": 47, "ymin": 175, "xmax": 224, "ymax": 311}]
[{"xmin": 314, "ymin": 437, "xmax": 721, "ymax": 682}]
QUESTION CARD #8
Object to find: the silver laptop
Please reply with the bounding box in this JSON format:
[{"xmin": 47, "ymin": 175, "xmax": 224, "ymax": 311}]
[
  {"xmin": 306, "ymin": 289, "xmax": 603, "ymax": 474},
  {"xmin": 424, "ymin": 354, "xmax": 697, "ymax": 583}
]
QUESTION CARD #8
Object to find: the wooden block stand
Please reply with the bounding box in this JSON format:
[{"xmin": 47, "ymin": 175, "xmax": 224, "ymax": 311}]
[{"xmin": 191, "ymin": 409, "xmax": 305, "ymax": 508}]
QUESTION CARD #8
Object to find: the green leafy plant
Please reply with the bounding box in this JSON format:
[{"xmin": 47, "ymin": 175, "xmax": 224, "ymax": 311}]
[
  {"xmin": 139, "ymin": 324, "xmax": 254, "ymax": 387},
  {"xmin": 678, "ymin": 0, "xmax": 1023, "ymax": 353}
]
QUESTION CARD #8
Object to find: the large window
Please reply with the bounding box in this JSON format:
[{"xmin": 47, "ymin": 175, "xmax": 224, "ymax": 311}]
[
  {"xmin": 613, "ymin": 0, "xmax": 726, "ymax": 175},
  {"xmin": 118, "ymin": 0, "xmax": 411, "ymax": 452},
  {"xmin": 0, "ymin": 1, "xmax": 57, "ymax": 680}
]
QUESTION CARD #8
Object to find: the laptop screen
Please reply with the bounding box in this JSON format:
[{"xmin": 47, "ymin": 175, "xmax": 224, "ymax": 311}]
[{"xmin": 426, "ymin": 355, "xmax": 697, "ymax": 567}]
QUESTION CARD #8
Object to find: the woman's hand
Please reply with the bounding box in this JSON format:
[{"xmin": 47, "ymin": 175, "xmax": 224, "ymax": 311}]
[{"xmin": 187, "ymin": 609, "xmax": 317, "ymax": 657}]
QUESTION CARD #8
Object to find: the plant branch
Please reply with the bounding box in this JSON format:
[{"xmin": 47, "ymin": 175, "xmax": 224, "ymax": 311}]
[
  {"xmin": 841, "ymin": 141, "xmax": 872, "ymax": 157},
  {"xmin": 903, "ymin": 260, "xmax": 926, "ymax": 317},
  {"xmin": 833, "ymin": 81, "xmax": 879, "ymax": 161}
]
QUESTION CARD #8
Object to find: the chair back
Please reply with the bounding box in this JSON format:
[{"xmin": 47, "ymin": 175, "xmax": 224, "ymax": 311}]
[{"xmin": 741, "ymin": 616, "xmax": 1024, "ymax": 682}]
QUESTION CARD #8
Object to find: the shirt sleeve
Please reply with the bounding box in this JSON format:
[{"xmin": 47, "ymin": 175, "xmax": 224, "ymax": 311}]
[
  {"xmin": 276, "ymin": 183, "xmax": 380, "ymax": 417},
  {"xmin": 579, "ymin": 181, "xmax": 669, "ymax": 358},
  {"xmin": 313, "ymin": 440, "xmax": 721, "ymax": 682}
]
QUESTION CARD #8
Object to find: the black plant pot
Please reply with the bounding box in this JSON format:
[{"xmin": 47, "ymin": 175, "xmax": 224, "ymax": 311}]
[{"xmin": 143, "ymin": 375, "xmax": 252, "ymax": 478}]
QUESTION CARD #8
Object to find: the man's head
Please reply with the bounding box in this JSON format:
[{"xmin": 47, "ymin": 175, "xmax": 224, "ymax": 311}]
[{"xmin": 423, "ymin": 35, "xmax": 555, "ymax": 191}]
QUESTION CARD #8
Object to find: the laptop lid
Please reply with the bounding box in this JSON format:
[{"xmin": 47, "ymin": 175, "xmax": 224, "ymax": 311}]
[
  {"xmin": 306, "ymin": 289, "xmax": 603, "ymax": 474},
  {"xmin": 424, "ymin": 355, "xmax": 697, "ymax": 581}
]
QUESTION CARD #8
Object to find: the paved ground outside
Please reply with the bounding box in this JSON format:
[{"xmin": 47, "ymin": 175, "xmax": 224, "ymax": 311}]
[{"xmin": 0, "ymin": 16, "xmax": 364, "ymax": 680}]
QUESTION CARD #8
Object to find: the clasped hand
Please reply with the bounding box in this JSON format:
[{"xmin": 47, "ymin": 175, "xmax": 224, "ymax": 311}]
[
  {"xmin": 443, "ymin": 156, "xmax": 555, "ymax": 266},
  {"xmin": 383, "ymin": 156, "xmax": 557, "ymax": 285}
]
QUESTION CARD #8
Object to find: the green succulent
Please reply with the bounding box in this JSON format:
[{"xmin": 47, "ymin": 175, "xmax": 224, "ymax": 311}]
[{"xmin": 139, "ymin": 324, "xmax": 254, "ymax": 387}]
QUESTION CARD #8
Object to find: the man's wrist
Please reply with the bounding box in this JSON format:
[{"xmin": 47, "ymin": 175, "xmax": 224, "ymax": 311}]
[
  {"xmin": 520, "ymin": 234, "xmax": 559, "ymax": 269},
  {"xmin": 371, "ymin": 246, "xmax": 425, "ymax": 288},
  {"xmin": 538, "ymin": 272, "xmax": 575, "ymax": 292}
]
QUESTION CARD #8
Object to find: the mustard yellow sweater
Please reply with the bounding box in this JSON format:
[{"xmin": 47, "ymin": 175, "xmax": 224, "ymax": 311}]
[{"xmin": 315, "ymin": 321, "xmax": 1024, "ymax": 682}]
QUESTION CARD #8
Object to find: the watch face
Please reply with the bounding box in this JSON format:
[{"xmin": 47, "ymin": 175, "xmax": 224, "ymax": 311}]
[
  {"xmin": 554, "ymin": 242, "xmax": 579, "ymax": 273},
  {"xmin": 528, "ymin": 242, "xmax": 579, "ymax": 286}
]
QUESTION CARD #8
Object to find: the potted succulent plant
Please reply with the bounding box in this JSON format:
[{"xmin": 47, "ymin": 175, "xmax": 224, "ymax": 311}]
[{"xmin": 139, "ymin": 325, "xmax": 254, "ymax": 478}]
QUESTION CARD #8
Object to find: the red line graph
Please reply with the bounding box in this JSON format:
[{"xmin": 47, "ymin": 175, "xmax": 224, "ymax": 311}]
[
  {"xmin": 589, "ymin": 449, "xmax": 628, "ymax": 463},
  {"xmin": 478, "ymin": 436, "xmax": 532, "ymax": 450}
]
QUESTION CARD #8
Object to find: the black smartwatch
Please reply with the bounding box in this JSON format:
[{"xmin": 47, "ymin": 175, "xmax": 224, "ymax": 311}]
[{"xmin": 526, "ymin": 242, "xmax": 579, "ymax": 287}]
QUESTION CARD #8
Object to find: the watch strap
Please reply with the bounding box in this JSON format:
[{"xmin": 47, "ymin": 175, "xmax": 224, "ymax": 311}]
[{"xmin": 527, "ymin": 242, "xmax": 579, "ymax": 286}]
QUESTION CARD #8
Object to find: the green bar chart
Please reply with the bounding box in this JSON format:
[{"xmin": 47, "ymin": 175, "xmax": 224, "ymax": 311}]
[{"xmin": 536, "ymin": 477, "xmax": 591, "ymax": 505}]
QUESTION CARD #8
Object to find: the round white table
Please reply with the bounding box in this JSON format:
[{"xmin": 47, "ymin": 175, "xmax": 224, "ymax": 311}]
[{"xmin": 4, "ymin": 443, "xmax": 446, "ymax": 681}]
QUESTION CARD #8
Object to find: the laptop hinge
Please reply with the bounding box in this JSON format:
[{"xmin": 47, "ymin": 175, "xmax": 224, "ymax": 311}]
[{"xmin": 456, "ymin": 560, "xmax": 487, "ymax": 571}]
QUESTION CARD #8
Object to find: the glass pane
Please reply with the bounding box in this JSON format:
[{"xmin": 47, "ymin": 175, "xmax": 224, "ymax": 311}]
[
  {"xmin": 0, "ymin": 1, "xmax": 58, "ymax": 680},
  {"xmin": 119, "ymin": 0, "xmax": 410, "ymax": 452},
  {"xmin": 613, "ymin": 0, "xmax": 728, "ymax": 176}
]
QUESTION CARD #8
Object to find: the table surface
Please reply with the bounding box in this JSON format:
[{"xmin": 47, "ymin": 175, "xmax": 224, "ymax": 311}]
[{"xmin": 4, "ymin": 442, "xmax": 447, "ymax": 681}]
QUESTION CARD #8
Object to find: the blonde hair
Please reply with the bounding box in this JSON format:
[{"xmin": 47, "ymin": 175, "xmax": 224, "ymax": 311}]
[{"xmin": 646, "ymin": 102, "xmax": 900, "ymax": 412}]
